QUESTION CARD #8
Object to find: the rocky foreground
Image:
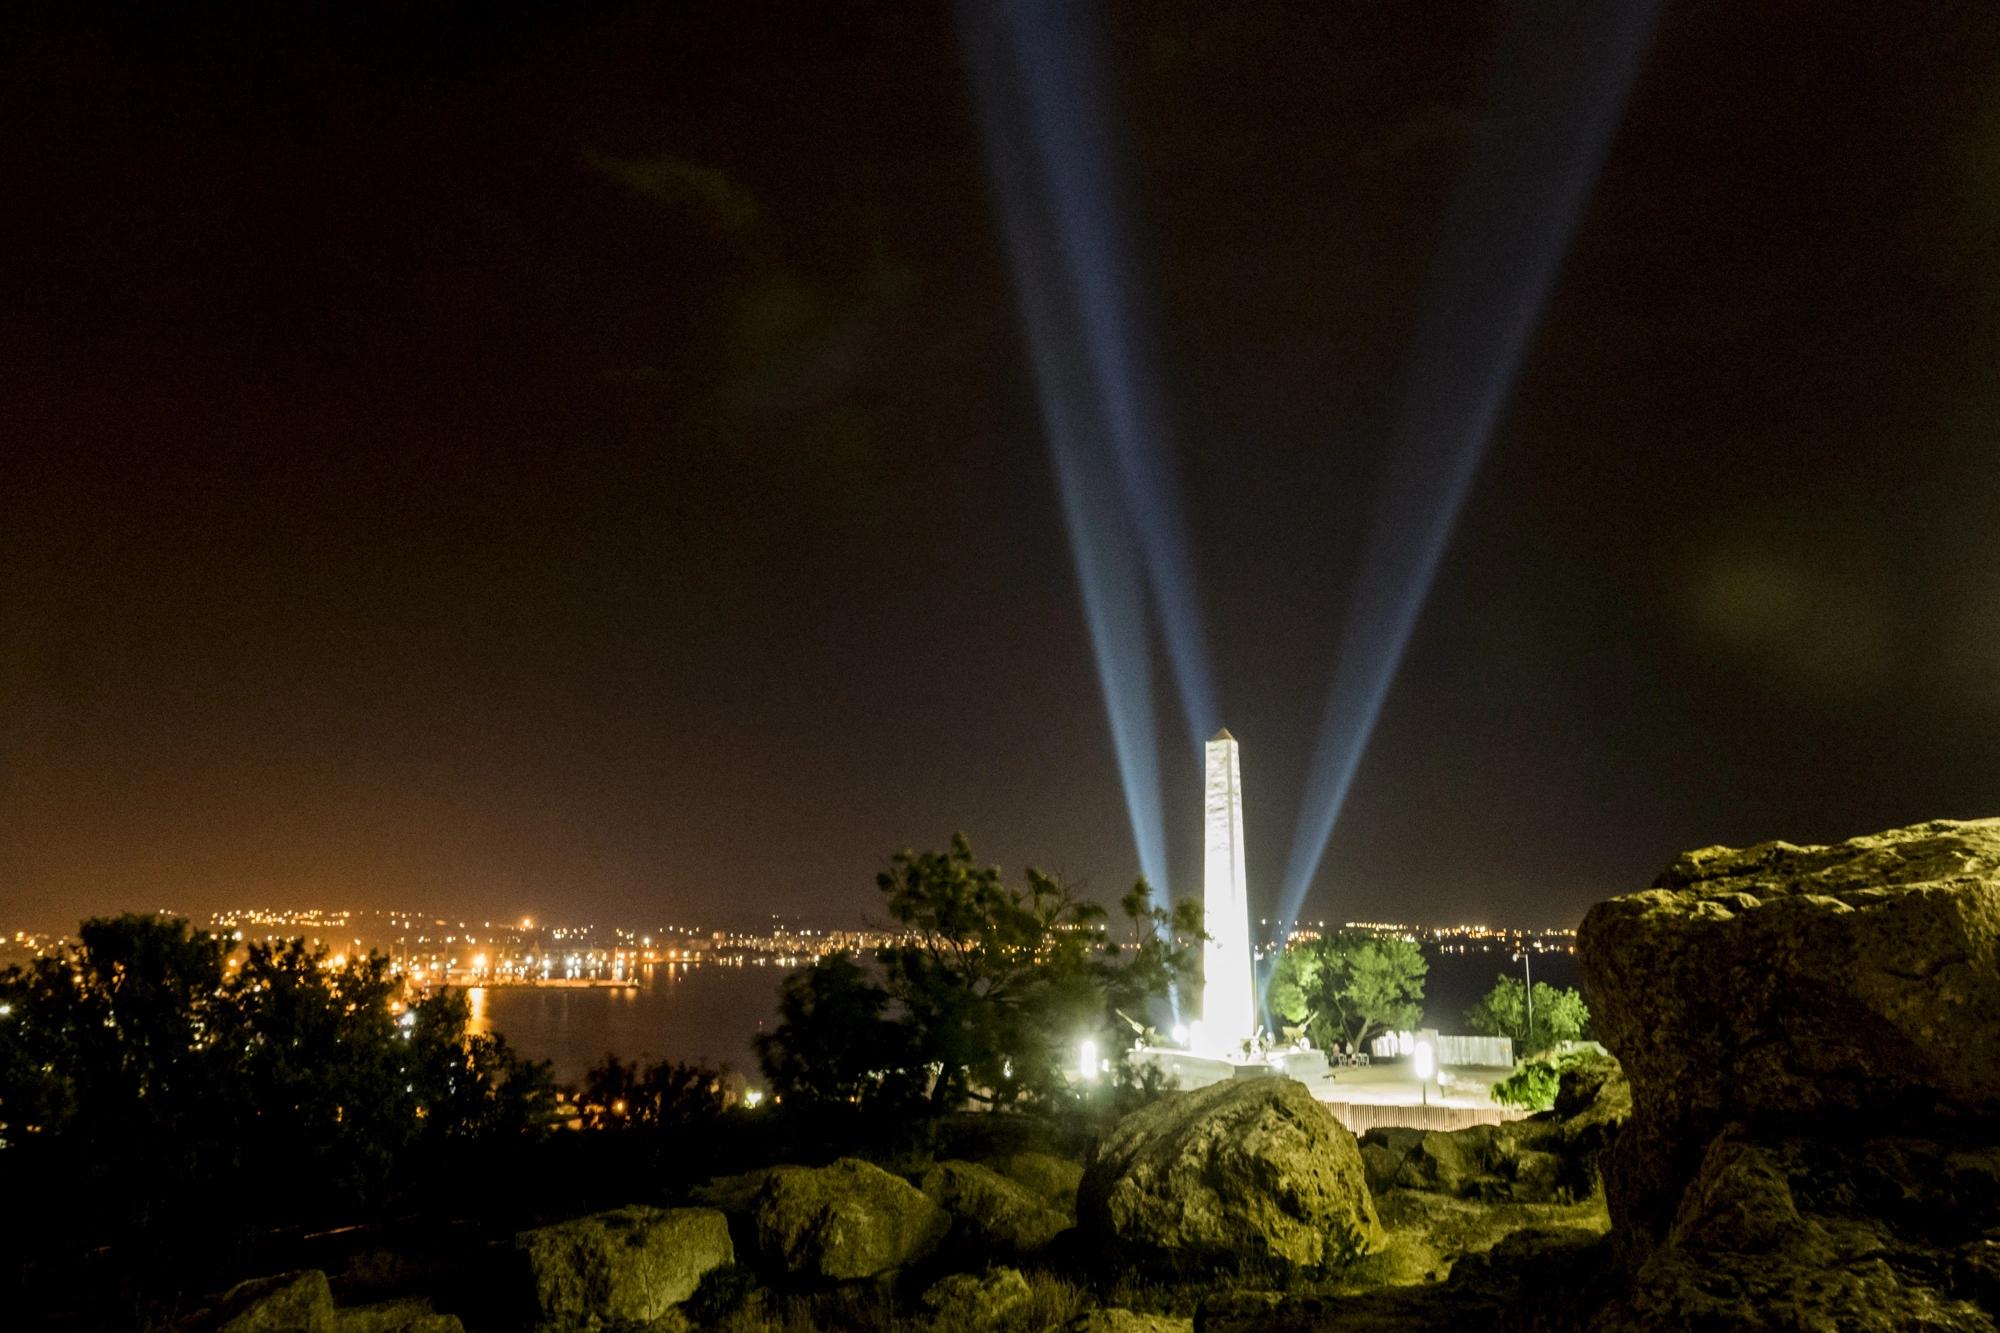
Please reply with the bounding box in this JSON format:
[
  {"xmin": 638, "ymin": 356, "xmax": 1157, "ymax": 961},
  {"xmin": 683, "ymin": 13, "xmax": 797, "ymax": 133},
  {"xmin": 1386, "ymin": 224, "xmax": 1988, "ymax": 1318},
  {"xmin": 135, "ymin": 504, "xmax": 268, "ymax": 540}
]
[{"xmin": 187, "ymin": 817, "xmax": 2000, "ymax": 1330}]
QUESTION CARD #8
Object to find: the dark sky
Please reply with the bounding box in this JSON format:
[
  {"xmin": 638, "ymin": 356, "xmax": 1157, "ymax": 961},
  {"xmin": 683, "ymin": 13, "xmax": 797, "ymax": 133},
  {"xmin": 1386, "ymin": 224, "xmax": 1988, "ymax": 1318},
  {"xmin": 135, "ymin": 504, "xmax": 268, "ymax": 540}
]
[{"xmin": 5, "ymin": 1, "xmax": 1998, "ymax": 934}]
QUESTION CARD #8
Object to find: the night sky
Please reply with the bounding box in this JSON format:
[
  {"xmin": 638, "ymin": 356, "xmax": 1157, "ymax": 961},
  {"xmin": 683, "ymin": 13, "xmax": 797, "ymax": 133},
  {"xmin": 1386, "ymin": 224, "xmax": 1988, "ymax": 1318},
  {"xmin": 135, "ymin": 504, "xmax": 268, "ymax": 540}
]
[{"xmin": 6, "ymin": 2, "xmax": 1998, "ymax": 934}]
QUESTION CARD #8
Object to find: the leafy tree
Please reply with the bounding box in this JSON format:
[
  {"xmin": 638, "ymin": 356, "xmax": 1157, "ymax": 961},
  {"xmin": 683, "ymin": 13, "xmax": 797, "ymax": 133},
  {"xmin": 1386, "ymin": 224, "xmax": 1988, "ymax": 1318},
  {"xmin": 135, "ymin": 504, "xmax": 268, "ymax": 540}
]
[
  {"xmin": 755, "ymin": 950, "xmax": 911, "ymax": 1110},
  {"xmin": 0, "ymin": 913, "xmax": 554, "ymax": 1299},
  {"xmin": 406, "ymin": 984, "xmax": 555, "ymax": 1142},
  {"xmin": 1464, "ymin": 975, "xmax": 1591, "ymax": 1056},
  {"xmin": 1267, "ymin": 931, "xmax": 1427, "ymax": 1052},
  {"xmin": 1489, "ymin": 1058, "xmax": 1563, "ymax": 1112},
  {"xmin": 1490, "ymin": 1047, "xmax": 1606, "ymax": 1112},
  {"xmin": 759, "ymin": 835, "xmax": 1202, "ymax": 1115},
  {"xmin": 0, "ymin": 916, "xmax": 239, "ymax": 1231}
]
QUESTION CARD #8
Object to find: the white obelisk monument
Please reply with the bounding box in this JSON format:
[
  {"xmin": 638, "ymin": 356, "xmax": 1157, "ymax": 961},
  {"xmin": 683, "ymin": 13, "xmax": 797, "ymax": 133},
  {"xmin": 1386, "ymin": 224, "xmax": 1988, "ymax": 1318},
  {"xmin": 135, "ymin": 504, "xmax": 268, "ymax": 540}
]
[{"xmin": 1199, "ymin": 728, "xmax": 1256, "ymax": 1057}]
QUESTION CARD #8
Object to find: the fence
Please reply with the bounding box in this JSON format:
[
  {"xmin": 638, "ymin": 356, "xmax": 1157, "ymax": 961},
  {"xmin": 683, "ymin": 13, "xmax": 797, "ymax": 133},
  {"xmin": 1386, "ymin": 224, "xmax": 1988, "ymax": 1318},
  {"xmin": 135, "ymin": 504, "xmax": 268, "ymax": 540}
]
[
  {"xmin": 1367, "ymin": 1031, "xmax": 1516, "ymax": 1068},
  {"xmin": 1320, "ymin": 1100, "xmax": 1528, "ymax": 1134},
  {"xmin": 1434, "ymin": 1034, "xmax": 1514, "ymax": 1068}
]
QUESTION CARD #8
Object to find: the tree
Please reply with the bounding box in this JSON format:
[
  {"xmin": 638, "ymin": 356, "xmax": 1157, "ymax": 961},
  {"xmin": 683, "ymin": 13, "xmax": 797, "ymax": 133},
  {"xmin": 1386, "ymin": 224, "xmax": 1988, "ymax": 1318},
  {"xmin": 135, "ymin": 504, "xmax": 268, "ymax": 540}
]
[
  {"xmin": 1464, "ymin": 976, "xmax": 1591, "ymax": 1056},
  {"xmin": 577, "ymin": 1052, "xmax": 726, "ymax": 1129},
  {"xmin": 758, "ymin": 835, "xmax": 1202, "ymax": 1115},
  {"xmin": 755, "ymin": 950, "xmax": 911, "ymax": 1110},
  {"xmin": 1267, "ymin": 931, "xmax": 1427, "ymax": 1052},
  {"xmin": 0, "ymin": 913, "xmax": 554, "ymax": 1299}
]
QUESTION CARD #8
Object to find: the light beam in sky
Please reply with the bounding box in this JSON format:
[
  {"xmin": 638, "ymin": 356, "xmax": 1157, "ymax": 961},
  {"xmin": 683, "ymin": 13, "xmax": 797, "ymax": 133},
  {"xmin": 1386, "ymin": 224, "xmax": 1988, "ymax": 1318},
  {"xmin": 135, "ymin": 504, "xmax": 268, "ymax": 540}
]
[
  {"xmin": 957, "ymin": 0, "xmax": 1219, "ymax": 895},
  {"xmin": 1278, "ymin": 0, "xmax": 1661, "ymax": 932}
]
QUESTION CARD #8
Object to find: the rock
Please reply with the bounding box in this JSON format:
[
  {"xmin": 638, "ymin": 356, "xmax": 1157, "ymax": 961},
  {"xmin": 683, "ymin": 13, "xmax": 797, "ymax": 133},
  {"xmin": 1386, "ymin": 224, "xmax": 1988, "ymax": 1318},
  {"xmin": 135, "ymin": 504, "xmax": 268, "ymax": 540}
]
[
  {"xmin": 1393, "ymin": 1124, "xmax": 1500, "ymax": 1197},
  {"xmin": 1595, "ymin": 1128, "xmax": 2000, "ymax": 1330},
  {"xmin": 332, "ymin": 1298, "xmax": 464, "ymax": 1333},
  {"xmin": 688, "ymin": 1167, "xmax": 777, "ymax": 1217},
  {"xmin": 211, "ymin": 1271, "xmax": 336, "ymax": 1333},
  {"xmin": 1551, "ymin": 1051, "xmax": 1628, "ymax": 1130},
  {"xmin": 750, "ymin": 1157, "xmax": 949, "ymax": 1281},
  {"xmin": 1579, "ymin": 817, "xmax": 2000, "ymax": 1248},
  {"xmin": 1507, "ymin": 1148, "xmax": 1564, "ymax": 1203},
  {"xmin": 1196, "ymin": 1226, "xmax": 1616, "ymax": 1332},
  {"xmin": 993, "ymin": 1150, "xmax": 1084, "ymax": 1210},
  {"xmin": 1579, "ymin": 818, "xmax": 2000, "ymax": 1327},
  {"xmin": 1361, "ymin": 1119, "xmax": 1573, "ymax": 1205},
  {"xmin": 1191, "ymin": 1290, "xmax": 1285, "ymax": 1327},
  {"xmin": 1357, "ymin": 1126, "xmax": 1424, "ymax": 1196},
  {"xmin": 1078, "ymin": 1076, "xmax": 1382, "ymax": 1276},
  {"xmin": 918, "ymin": 1267, "xmax": 1032, "ymax": 1332},
  {"xmin": 1361, "ymin": 1186, "xmax": 1611, "ymax": 1293},
  {"xmin": 515, "ymin": 1205, "xmax": 732, "ymax": 1328},
  {"xmin": 1064, "ymin": 1312, "xmax": 1192, "ymax": 1333},
  {"xmin": 921, "ymin": 1159, "xmax": 1071, "ymax": 1257},
  {"xmin": 1548, "ymin": 1052, "xmax": 1629, "ymax": 1194}
]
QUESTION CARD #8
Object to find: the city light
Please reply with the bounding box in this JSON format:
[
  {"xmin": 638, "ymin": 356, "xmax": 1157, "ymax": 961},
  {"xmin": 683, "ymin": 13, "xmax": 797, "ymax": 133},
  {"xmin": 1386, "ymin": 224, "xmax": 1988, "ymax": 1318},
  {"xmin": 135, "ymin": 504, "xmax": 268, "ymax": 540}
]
[{"xmin": 742, "ymin": 1090, "xmax": 765, "ymax": 1109}]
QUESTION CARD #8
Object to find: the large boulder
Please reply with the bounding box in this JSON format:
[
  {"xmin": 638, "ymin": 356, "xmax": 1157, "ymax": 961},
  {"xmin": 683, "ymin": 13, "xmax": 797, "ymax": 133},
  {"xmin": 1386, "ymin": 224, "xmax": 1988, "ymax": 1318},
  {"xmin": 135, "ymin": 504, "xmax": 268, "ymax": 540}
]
[
  {"xmin": 1594, "ymin": 1127, "xmax": 2000, "ymax": 1330},
  {"xmin": 749, "ymin": 1157, "xmax": 949, "ymax": 1281},
  {"xmin": 515, "ymin": 1205, "xmax": 731, "ymax": 1328},
  {"xmin": 921, "ymin": 1159, "xmax": 1071, "ymax": 1257},
  {"xmin": 1580, "ymin": 818, "xmax": 2000, "ymax": 1245},
  {"xmin": 210, "ymin": 1271, "xmax": 337, "ymax": 1333},
  {"xmin": 1580, "ymin": 818, "xmax": 2000, "ymax": 1327},
  {"xmin": 1078, "ymin": 1076, "xmax": 1382, "ymax": 1275}
]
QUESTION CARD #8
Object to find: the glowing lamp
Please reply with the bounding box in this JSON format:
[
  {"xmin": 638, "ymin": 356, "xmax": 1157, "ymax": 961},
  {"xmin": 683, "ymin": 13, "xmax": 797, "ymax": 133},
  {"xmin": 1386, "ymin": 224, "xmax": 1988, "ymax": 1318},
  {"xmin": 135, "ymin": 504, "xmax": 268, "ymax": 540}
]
[
  {"xmin": 1170, "ymin": 1023, "xmax": 1189, "ymax": 1048},
  {"xmin": 1413, "ymin": 1040, "xmax": 1435, "ymax": 1081},
  {"xmin": 1079, "ymin": 1038, "xmax": 1099, "ymax": 1082}
]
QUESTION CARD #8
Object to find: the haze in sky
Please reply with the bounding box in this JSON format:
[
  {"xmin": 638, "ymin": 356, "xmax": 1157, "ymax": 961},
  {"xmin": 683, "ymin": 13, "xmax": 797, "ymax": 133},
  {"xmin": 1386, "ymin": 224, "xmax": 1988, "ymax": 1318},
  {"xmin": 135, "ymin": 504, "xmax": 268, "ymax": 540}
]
[{"xmin": 5, "ymin": 1, "xmax": 1997, "ymax": 933}]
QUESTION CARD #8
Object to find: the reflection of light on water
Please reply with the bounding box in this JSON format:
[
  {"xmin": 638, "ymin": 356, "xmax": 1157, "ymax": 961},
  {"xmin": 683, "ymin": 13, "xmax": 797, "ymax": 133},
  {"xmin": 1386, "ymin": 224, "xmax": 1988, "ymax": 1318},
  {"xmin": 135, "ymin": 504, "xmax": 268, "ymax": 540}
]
[{"xmin": 468, "ymin": 985, "xmax": 489, "ymax": 1034}]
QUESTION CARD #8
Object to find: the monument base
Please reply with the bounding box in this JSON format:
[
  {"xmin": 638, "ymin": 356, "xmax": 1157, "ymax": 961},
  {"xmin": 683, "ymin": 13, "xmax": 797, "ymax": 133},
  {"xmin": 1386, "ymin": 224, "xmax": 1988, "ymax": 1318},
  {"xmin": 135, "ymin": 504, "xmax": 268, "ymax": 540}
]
[{"xmin": 1131, "ymin": 1044, "xmax": 1338, "ymax": 1100}]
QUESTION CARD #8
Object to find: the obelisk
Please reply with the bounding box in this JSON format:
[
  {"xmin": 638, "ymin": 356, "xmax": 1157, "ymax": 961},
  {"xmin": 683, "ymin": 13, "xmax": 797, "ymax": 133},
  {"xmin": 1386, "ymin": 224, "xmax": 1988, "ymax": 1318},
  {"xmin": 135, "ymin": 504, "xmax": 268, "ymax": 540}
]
[{"xmin": 1200, "ymin": 728, "xmax": 1255, "ymax": 1056}]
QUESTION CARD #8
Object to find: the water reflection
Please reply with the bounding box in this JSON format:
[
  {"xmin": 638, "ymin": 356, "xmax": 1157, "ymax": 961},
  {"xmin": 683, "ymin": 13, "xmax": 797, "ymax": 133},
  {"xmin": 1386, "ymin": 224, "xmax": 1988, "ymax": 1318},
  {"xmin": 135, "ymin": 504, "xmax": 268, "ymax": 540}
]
[{"xmin": 463, "ymin": 963, "xmax": 778, "ymax": 1085}]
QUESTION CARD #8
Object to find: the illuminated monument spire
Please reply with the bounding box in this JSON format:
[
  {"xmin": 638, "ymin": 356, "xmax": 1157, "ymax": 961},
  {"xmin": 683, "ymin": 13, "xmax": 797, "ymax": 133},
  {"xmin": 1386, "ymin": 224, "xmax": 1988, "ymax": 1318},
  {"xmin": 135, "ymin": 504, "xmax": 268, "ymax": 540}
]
[{"xmin": 1199, "ymin": 729, "xmax": 1256, "ymax": 1055}]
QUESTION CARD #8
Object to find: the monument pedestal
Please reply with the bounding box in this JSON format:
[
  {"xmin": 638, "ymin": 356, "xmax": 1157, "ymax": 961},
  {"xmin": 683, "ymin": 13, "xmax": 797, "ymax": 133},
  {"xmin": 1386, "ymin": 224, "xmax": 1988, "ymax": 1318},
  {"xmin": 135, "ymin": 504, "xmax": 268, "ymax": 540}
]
[{"xmin": 1133, "ymin": 1044, "xmax": 1337, "ymax": 1100}]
